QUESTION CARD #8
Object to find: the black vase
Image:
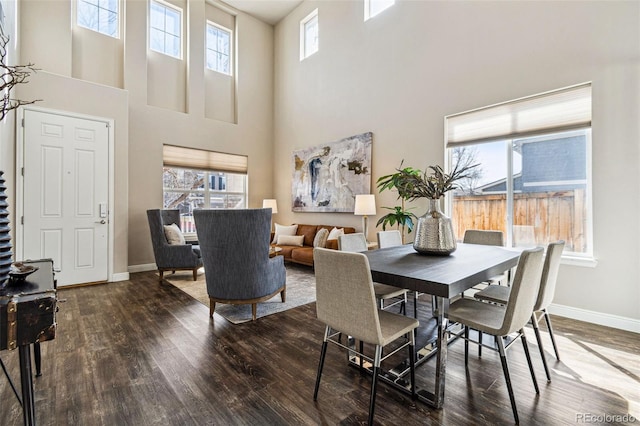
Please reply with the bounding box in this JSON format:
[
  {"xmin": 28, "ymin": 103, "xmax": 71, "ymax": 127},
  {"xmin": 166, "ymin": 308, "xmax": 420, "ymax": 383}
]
[{"xmin": 0, "ymin": 171, "xmax": 12, "ymax": 287}]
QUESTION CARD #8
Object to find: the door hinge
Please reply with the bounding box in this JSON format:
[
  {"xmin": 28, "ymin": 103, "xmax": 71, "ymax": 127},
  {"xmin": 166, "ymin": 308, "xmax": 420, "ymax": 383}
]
[
  {"xmin": 21, "ymin": 118, "xmax": 24, "ymax": 127},
  {"xmin": 21, "ymin": 216, "xmax": 24, "ymax": 225},
  {"xmin": 106, "ymin": 122, "xmax": 110, "ymax": 129},
  {"xmin": 21, "ymin": 167, "xmax": 24, "ymax": 176}
]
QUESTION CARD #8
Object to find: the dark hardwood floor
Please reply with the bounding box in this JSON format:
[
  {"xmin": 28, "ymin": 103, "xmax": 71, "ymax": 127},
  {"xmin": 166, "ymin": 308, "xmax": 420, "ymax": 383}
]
[{"xmin": 0, "ymin": 270, "xmax": 637, "ymax": 425}]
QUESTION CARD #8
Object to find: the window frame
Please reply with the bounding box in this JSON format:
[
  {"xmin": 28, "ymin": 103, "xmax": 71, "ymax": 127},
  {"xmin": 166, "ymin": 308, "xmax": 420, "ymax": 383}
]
[
  {"xmin": 364, "ymin": 0, "xmax": 395, "ymax": 21},
  {"xmin": 149, "ymin": 0, "xmax": 183, "ymax": 60},
  {"xmin": 163, "ymin": 167, "xmax": 248, "ymax": 233},
  {"xmin": 445, "ymin": 83, "xmax": 594, "ymax": 265},
  {"xmin": 447, "ymin": 128, "xmax": 594, "ymax": 264},
  {"xmin": 205, "ymin": 20, "xmax": 233, "ymax": 76},
  {"xmin": 299, "ymin": 9, "xmax": 319, "ymax": 61},
  {"xmin": 77, "ymin": 0, "xmax": 120, "ymax": 38}
]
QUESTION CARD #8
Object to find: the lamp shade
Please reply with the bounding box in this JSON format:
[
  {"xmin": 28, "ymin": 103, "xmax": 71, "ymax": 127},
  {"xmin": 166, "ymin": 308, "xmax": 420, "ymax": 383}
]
[
  {"xmin": 354, "ymin": 194, "xmax": 376, "ymax": 215},
  {"xmin": 262, "ymin": 199, "xmax": 278, "ymax": 214}
]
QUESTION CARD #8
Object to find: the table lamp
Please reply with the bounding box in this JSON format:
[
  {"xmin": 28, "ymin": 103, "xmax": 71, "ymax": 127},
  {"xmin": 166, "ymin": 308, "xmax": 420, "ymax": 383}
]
[
  {"xmin": 262, "ymin": 199, "xmax": 278, "ymax": 230},
  {"xmin": 354, "ymin": 194, "xmax": 376, "ymax": 239}
]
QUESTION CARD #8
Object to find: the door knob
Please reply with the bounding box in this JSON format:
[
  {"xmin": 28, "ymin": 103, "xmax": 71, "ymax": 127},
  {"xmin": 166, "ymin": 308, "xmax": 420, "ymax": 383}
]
[{"xmin": 95, "ymin": 219, "xmax": 106, "ymax": 224}]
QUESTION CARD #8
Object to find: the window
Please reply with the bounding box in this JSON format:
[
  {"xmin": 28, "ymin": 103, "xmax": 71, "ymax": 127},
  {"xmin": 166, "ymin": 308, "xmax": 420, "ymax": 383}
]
[
  {"xmin": 162, "ymin": 145, "xmax": 248, "ymax": 233},
  {"xmin": 206, "ymin": 21, "xmax": 232, "ymax": 75},
  {"xmin": 149, "ymin": 0, "xmax": 182, "ymax": 59},
  {"xmin": 300, "ymin": 9, "xmax": 318, "ymax": 61},
  {"xmin": 364, "ymin": 0, "xmax": 394, "ymax": 21},
  {"xmin": 446, "ymin": 83, "xmax": 593, "ymax": 260},
  {"xmin": 77, "ymin": 0, "xmax": 119, "ymax": 37}
]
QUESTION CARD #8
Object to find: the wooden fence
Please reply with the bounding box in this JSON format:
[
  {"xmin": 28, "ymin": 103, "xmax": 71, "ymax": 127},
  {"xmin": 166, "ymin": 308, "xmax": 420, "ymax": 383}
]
[{"xmin": 451, "ymin": 189, "xmax": 586, "ymax": 252}]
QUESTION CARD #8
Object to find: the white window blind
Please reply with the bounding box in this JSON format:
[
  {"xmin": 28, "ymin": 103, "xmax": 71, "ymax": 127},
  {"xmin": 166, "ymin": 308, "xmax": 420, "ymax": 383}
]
[
  {"xmin": 163, "ymin": 145, "xmax": 248, "ymax": 174},
  {"xmin": 446, "ymin": 82, "xmax": 592, "ymax": 146}
]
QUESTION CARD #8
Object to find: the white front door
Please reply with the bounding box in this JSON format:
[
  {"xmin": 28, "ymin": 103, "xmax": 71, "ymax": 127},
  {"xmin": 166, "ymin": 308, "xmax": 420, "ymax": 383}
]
[{"xmin": 21, "ymin": 109, "xmax": 109, "ymax": 286}]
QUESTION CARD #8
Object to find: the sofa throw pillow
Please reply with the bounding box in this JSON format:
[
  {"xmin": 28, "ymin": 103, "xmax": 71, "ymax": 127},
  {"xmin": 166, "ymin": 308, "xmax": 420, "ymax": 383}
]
[
  {"xmin": 327, "ymin": 227, "xmax": 344, "ymax": 241},
  {"xmin": 277, "ymin": 235, "xmax": 305, "ymax": 247},
  {"xmin": 163, "ymin": 223, "xmax": 185, "ymax": 245},
  {"xmin": 272, "ymin": 223, "xmax": 298, "ymax": 244},
  {"xmin": 313, "ymin": 228, "xmax": 329, "ymax": 248}
]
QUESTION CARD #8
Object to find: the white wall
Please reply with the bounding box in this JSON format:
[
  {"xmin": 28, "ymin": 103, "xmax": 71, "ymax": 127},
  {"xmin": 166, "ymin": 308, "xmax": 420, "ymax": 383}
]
[
  {"xmin": 12, "ymin": 0, "xmax": 275, "ymax": 273},
  {"xmin": 125, "ymin": 1, "xmax": 275, "ymax": 267},
  {"xmin": 274, "ymin": 1, "xmax": 640, "ymax": 326}
]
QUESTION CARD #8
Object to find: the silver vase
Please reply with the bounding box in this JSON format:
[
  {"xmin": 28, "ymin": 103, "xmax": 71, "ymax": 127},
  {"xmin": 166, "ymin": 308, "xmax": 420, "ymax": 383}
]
[{"xmin": 412, "ymin": 198, "xmax": 457, "ymax": 255}]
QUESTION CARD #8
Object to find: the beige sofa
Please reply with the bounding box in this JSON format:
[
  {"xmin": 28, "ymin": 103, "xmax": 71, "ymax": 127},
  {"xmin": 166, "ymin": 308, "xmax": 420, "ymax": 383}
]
[{"xmin": 271, "ymin": 224, "xmax": 356, "ymax": 267}]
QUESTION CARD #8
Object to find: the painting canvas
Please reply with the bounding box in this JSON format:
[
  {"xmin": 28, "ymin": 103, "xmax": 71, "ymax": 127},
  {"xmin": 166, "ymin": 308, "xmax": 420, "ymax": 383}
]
[{"xmin": 292, "ymin": 132, "xmax": 372, "ymax": 212}]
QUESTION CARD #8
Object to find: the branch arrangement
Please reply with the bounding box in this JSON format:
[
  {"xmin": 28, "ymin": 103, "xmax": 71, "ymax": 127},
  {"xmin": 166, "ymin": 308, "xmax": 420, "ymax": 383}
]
[
  {"xmin": 0, "ymin": 30, "xmax": 40, "ymax": 122},
  {"xmin": 378, "ymin": 160, "xmax": 479, "ymax": 200}
]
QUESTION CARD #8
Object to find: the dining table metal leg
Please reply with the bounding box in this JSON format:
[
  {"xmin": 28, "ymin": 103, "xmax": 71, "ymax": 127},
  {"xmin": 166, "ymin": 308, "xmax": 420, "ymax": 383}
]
[{"xmin": 433, "ymin": 296, "xmax": 448, "ymax": 408}]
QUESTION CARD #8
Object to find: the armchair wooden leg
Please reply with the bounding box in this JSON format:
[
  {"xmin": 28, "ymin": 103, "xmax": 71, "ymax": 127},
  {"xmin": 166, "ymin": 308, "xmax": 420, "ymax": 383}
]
[
  {"xmin": 280, "ymin": 288, "xmax": 286, "ymax": 303},
  {"xmin": 158, "ymin": 270, "xmax": 164, "ymax": 283},
  {"xmin": 209, "ymin": 298, "xmax": 215, "ymax": 318},
  {"xmin": 251, "ymin": 303, "xmax": 257, "ymax": 321},
  {"xmin": 192, "ymin": 268, "xmax": 198, "ymax": 281}
]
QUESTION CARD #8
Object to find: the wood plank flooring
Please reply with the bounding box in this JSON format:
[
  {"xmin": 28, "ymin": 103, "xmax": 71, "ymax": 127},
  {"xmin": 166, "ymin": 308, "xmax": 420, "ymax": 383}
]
[{"xmin": 0, "ymin": 270, "xmax": 637, "ymax": 425}]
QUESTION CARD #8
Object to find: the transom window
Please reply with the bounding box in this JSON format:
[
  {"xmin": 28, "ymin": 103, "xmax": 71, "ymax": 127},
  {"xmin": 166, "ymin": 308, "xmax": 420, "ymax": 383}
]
[
  {"xmin": 300, "ymin": 9, "xmax": 318, "ymax": 61},
  {"xmin": 206, "ymin": 21, "xmax": 232, "ymax": 75},
  {"xmin": 447, "ymin": 83, "xmax": 593, "ymax": 261},
  {"xmin": 77, "ymin": 0, "xmax": 119, "ymax": 38},
  {"xmin": 149, "ymin": 0, "xmax": 182, "ymax": 59},
  {"xmin": 364, "ymin": 0, "xmax": 394, "ymax": 21}
]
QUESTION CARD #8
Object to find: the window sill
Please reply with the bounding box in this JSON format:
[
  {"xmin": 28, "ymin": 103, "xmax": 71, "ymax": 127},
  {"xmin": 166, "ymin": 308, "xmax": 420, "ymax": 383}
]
[{"xmin": 561, "ymin": 255, "xmax": 597, "ymax": 268}]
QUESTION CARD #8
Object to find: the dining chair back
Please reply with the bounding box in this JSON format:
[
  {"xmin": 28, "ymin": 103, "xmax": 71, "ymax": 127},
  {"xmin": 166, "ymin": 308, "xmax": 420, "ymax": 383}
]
[
  {"xmin": 463, "ymin": 229, "xmax": 504, "ymax": 246},
  {"xmin": 337, "ymin": 232, "xmax": 368, "ymax": 252},
  {"xmin": 338, "ymin": 233, "xmax": 408, "ymax": 314},
  {"xmin": 376, "ymin": 230, "xmax": 402, "ymax": 249},
  {"xmin": 313, "ymin": 248, "xmax": 418, "ymax": 426}
]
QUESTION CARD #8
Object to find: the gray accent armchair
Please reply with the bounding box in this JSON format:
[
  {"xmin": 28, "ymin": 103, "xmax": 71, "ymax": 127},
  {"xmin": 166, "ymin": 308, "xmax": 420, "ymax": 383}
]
[
  {"xmin": 194, "ymin": 208, "xmax": 286, "ymax": 321},
  {"xmin": 147, "ymin": 209, "xmax": 203, "ymax": 282}
]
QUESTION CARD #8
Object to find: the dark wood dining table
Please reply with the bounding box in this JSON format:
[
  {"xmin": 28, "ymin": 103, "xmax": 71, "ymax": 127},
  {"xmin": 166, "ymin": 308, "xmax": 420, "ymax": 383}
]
[{"xmin": 363, "ymin": 242, "xmax": 521, "ymax": 409}]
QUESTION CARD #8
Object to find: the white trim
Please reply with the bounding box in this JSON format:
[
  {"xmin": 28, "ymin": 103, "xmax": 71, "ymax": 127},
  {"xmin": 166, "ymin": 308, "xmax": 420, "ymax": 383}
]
[
  {"xmin": 111, "ymin": 272, "xmax": 130, "ymax": 282},
  {"xmin": 128, "ymin": 263, "xmax": 157, "ymax": 273},
  {"xmin": 16, "ymin": 105, "xmax": 116, "ymax": 286},
  {"xmin": 549, "ymin": 303, "xmax": 640, "ymax": 334},
  {"xmin": 560, "ymin": 255, "xmax": 597, "ymax": 268}
]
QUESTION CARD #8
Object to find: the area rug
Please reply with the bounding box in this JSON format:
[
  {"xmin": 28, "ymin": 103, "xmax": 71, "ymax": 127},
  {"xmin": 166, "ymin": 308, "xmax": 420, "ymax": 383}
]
[{"xmin": 162, "ymin": 264, "xmax": 316, "ymax": 324}]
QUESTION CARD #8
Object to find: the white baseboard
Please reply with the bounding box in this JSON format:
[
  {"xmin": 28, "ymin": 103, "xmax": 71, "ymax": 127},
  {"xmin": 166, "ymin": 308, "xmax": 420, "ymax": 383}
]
[
  {"xmin": 549, "ymin": 303, "xmax": 640, "ymax": 334},
  {"xmin": 110, "ymin": 272, "xmax": 130, "ymax": 282},
  {"xmin": 128, "ymin": 263, "xmax": 157, "ymax": 273}
]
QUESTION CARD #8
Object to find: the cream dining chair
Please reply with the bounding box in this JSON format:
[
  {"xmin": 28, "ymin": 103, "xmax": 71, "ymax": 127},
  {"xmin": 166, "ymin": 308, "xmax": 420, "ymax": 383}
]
[
  {"xmin": 376, "ymin": 229, "xmax": 403, "ymax": 249},
  {"xmin": 338, "ymin": 233, "xmax": 408, "ymax": 314},
  {"xmin": 448, "ymin": 247, "xmax": 545, "ymax": 424},
  {"xmin": 312, "ymin": 248, "xmax": 419, "ymax": 426},
  {"xmin": 474, "ymin": 241, "xmax": 565, "ymax": 381}
]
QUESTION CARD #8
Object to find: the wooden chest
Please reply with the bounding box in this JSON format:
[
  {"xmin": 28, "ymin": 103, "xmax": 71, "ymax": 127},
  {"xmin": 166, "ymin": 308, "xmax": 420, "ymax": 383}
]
[{"xmin": 0, "ymin": 259, "xmax": 56, "ymax": 351}]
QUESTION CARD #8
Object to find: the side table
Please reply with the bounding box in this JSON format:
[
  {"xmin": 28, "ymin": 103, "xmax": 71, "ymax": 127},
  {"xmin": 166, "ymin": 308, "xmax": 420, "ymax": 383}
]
[{"xmin": 0, "ymin": 259, "xmax": 57, "ymax": 426}]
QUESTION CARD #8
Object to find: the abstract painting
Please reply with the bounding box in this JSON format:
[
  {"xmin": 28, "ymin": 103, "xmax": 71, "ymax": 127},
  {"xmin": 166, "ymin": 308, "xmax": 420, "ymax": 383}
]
[{"xmin": 291, "ymin": 132, "xmax": 372, "ymax": 212}]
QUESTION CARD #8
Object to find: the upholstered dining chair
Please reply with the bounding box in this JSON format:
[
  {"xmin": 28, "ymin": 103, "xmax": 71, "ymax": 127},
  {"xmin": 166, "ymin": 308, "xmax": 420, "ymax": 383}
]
[
  {"xmin": 448, "ymin": 247, "xmax": 545, "ymax": 424},
  {"xmin": 194, "ymin": 208, "xmax": 286, "ymax": 321},
  {"xmin": 463, "ymin": 229, "xmax": 507, "ymax": 286},
  {"xmin": 313, "ymin": 248, "xmax": 419, "ymax": 426},
  {"xmin": 147, "ymin": 209, "xmax": 203, "ymax": 283},
  {"xmin": 376, "ymin": 230, "xmax": 403, "ymax": 249},
  {"xmin": 338, "ymin": 233, "xmax": 408, "ymax": 314},
  {"xmin": 473, "ymin": 241, "xmax": 565, "ymax": 381}
]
